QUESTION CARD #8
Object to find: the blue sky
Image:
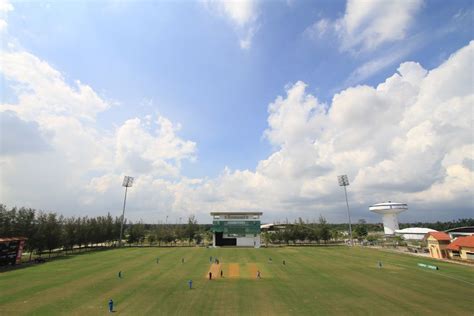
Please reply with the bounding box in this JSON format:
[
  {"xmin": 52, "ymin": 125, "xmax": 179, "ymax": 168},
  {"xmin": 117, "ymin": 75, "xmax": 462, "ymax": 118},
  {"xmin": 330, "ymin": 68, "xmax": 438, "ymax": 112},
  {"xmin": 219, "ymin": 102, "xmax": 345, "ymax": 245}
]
[{"xmin": 1, "ymin": 0, "xmax": 473, "ymax": 224}]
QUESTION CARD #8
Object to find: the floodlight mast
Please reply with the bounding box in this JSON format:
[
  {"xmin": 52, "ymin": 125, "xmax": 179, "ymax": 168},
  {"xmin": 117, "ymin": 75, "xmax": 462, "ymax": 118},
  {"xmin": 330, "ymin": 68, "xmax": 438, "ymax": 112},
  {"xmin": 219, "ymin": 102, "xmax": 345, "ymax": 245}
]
[
  {"xmin": 119, "ymin": 176, "xmax": 134, "ymax": 247},
  {"xmin": 338, "ymin": 175, "xmax": 353, "ymax": 246}
]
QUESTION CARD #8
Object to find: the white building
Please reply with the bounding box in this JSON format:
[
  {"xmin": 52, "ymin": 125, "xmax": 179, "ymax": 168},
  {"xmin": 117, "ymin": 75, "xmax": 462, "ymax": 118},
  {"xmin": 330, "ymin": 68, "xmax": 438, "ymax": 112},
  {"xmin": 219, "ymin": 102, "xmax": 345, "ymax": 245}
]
[
  {"xmin": 395, "ymin": 227, "xmax": 437, "ymax": 240},
  {"xmin": 210, "ymin": 212, "xmax": 262, "ymax": 248}
]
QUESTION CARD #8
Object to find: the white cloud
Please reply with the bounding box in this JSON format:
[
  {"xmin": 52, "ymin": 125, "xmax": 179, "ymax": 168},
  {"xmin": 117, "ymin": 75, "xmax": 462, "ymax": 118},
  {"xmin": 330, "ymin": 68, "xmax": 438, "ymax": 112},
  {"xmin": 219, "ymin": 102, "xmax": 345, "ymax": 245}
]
[
  {"xmin": 1, "ymin": 35, "xmax": 472, "ymax": 223},
  {"xmin": 0, "ymin": 0, "xmax": 13, "ymax": 32},
  {"xmin": 338, "ymin": 0, "xmax": 424, "ymax": 52},
  {"xmin": 304, "ymin": 19, "xmax": 331, "ymax": 40},
  {"xmin": 344, "ymin": 45, "xmax": 417, "ymax": 86},
  {"xmin": 216, "ymin": 0, "xmax": 255, "ymax": 26},
  {"xmin": 115, "ymin": 116, "xmax": 196, "ymax": 177},
  {"xmin": 1, "ymin": 51, "xmax": 109, "ymax": 121},
  {"xmin": 179, "ymin": 41, "xmax": 474, "ymax": 222},
  {"xmin": 0, "ymin": 49, "xmax": 197, "ymax": 219},
  {"xmin": 0, "ymin": 0, "xmax": 13, "ymax": 12},
  {"xmin": 202, "ymin": 0, "xmax": 259, "ymax": 50},
  {"xmin": 0, "ymin": 19, "xmax": 7, "ymax": 32},
  {"xmin": 239, "ymin": 26, "xmax": 256, "ymax": 50},
  {"xmin": 306, "ymin": 0, "xmax": 423, "ymax": 53}
]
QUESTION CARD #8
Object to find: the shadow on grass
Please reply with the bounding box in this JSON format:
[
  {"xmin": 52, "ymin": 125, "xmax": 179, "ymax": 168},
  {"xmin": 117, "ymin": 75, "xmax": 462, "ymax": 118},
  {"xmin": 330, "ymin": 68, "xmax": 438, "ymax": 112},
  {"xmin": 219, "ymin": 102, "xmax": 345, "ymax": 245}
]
[{"xmin": 0, "ymin": 247, "xmax": 116, "ymax": 274}]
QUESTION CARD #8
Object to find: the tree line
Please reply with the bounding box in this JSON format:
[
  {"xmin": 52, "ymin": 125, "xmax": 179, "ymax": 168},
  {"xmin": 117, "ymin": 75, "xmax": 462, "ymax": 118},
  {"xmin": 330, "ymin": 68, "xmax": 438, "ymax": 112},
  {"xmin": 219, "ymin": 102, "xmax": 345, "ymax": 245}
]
[
  {"xmin": 125, "ymin": 215, "xmax": 206, "ymax": 246},
  {"xmin": 262, "ymin": 216, "xmax": 371, "ymax": 245},
  {"xmin": 0, "ymin": 205, "xmax": 124, "ymax": 259},
  {"xmin": 273, "ymin": 218, "xmax": 474, "ymax": 236},
  {"xmin": 2, "ymin": 203, "xmax": 472, "ymax": 257},
  {"xmin": 0, "ymin": 205, "xmax": 203, "ymax": 259},
  {"xmin": 399, "ymin": 218, "xmax": 474, "ymax": 231}
]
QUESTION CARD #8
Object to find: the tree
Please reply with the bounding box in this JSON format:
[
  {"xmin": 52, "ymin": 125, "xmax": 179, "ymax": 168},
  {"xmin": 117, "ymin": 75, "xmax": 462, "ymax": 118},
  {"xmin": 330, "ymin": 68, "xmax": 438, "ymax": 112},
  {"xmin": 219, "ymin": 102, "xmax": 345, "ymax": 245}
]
[
  {"xmin": 104, "ymin": 213, "xmax": 115, "ymax": 244},
  {"xmin": 202, "ymin": 229, "xmax": 213, "ymax": 245},
  {"xmin": 185, "ymin": 215, "xmax": 199, "ymax": 245},
  {"xmin": 45, "ymin": 213, "xmax": 63, "ymax": 257},
  {"xmin": 331, "ymin": 230, "xmax": 341, "ymax": 242},
  {"xmin": 272, "ymin": 230, "xmax": 283, "ymax": 244},
  {"xmin": 261, "ymin": 231, "xmax": 270, "ymax": 246},
  {"xmin": 319, "ymin": 215, "xmax": 331, "ymax": 243},
  {"xmin": 148, "ymin": 233, "xmax": 156, "ymax": 245},
  {"xmin": 366, "ymin": 235, "xmax": 379, "ymax": 243},
  {"xmin": 113, "ymin": 216, "xmax": 123, "ymax": 245},
  {"xmin": 281, "ymin": 229, "xmax": 291, "ymax": 245},
  {"xmin": 127, "ymin": 222, "xmax": 145, "ymax": 244},
  {"xmin": 15, "ymin": 207, "xmax": 37, "ymax": 259},
  {"xmin": 0, "ymin": 205, "xmax": 16, "ymax": 237},
  {"xmin": 63, "ymin": 217, "xmax": 78, "ymax": 252},
  {"xmin": 354, "ymin": 219, "xmax": 369, "ymax": 240},
  {"xmin": 156, "ymin": 226, "xmax": 165, "ymax": 246},
  {"xmin": 33, "ymin": 212, "xmax": 49, "ymax": 255},
  {"xmin": 307, "ymin": 227, "xmax": 320, "ymax": 244},
  {"xmin": 294, "ymin": 218, "xmax": 308, "ymax": 243}
]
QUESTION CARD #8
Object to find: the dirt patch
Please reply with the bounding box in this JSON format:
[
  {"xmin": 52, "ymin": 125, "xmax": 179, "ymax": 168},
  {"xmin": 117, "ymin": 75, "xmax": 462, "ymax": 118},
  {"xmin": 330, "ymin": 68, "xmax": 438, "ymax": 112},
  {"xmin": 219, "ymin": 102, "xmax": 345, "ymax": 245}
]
[
  {"xmin": 206, "ymin": 263, "xmax": 221, "ymax": 279},
  {"xmin": 228, "ymin": 263, "xmax": 240, "ymax": 278},
  {"xmin": 247, "ymin": 263, "xmax": 259, "ymax": 279}
]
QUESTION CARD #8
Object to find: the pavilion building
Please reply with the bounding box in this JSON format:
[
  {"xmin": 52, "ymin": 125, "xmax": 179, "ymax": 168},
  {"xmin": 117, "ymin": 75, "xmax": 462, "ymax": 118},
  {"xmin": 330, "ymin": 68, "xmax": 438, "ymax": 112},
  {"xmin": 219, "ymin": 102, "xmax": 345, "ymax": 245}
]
[{"xmin": 210, "ymin": 212, "xmax": 262, "ymax": 248}]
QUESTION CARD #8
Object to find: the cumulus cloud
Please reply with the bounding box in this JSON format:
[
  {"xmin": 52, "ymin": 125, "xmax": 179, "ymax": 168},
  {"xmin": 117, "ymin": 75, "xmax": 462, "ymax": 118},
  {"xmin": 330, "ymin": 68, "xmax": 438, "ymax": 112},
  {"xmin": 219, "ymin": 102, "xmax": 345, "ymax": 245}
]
[
  {"xmin": 202, "ymin": 0, "xmax": 259, "ymax": 50},
  {"xmin": 0, "ymin": 49, "xmax": 197, "ymax": 218},
  {"xmin": 1, "ymin": 35, "xmax": 472, "ymax": 222},
  {"xmin": 115, "ymin": 116, "xmax": 196, "ymax": 177},
  {"xmin": 337, "ymin": 0, "xmax": 424, "ymax": 52},
  {"xmin": 0, "ymin": 111, "xmax": 51, "ymax": 155},
  {"xmin": 1, "ymin": 51, "xmax": 109, "ymax": 121},
  {"xmin": 176, "ymin": 41, "xmax": 473, "ymax": 222},
  {"xmin": 305, "ymin": 0, "xmax": 423, "ymax": 53}
]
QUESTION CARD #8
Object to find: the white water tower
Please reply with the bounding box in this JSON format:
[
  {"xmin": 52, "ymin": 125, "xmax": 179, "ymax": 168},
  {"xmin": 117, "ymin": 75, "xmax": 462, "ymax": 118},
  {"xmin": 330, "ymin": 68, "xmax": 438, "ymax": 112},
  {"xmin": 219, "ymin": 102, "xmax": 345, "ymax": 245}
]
[{"xmin": 369, "ymin": 202, "xmax": 408, "ymax": 235}]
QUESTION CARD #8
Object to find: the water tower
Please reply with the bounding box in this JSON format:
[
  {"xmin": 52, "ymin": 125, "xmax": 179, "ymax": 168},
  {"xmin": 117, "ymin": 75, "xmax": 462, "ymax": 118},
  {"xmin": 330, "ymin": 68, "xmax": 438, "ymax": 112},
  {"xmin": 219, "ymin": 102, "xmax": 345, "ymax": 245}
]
[{"xmin": 369, "ymin": 202, "xmax": 408, "ymax": 235}]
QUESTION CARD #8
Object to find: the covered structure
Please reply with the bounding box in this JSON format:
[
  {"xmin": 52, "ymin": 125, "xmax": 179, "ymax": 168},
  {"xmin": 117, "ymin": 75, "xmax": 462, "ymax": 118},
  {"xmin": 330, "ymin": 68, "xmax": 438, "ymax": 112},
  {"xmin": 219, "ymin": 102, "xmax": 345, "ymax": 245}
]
[
  {"xmin": 260, "ymin": 223, "xmax": 291, "ymax": 232},
  {"xmin": 395, "ymin": 227, "xmax": 437, "ymax": 240},
  {"xmin": 0, "ymin": 237, "xmax": 27, "ymax": 266},
  {"xmin": 210, "ymin": 212, "xmax": 262, "ymax": 248},
  {"xmin": 445, "ymin": 226, "xmax": 474, "ymax": 239}
]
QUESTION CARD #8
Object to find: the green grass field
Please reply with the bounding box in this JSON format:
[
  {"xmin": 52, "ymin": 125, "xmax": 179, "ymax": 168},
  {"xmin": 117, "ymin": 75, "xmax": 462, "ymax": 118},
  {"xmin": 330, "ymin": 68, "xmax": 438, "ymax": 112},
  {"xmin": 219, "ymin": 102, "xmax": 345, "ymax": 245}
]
[{"xmin": 1, "ymin": 246, "xmax": 473, "ymax": 315}]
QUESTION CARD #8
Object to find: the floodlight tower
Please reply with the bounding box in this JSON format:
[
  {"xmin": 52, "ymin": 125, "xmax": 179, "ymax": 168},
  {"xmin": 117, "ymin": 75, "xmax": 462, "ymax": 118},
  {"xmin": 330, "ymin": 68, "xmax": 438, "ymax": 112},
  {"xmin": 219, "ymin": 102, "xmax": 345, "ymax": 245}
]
[
  {"xmin": 119, "ymin": 176, "xmax": 134, "ymax": 247},
  {"xmin": 338, "ymin": 175, "xmax": 353, "ymax": 246},
  {"xmin": 369, "ymin": 202, "xmax": 408, "ymax": 235}
]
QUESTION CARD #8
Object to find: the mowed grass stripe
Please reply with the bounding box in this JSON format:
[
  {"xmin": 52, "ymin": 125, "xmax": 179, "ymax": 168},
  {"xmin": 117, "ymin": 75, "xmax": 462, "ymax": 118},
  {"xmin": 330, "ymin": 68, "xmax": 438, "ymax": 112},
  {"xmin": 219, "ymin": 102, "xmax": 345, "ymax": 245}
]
[
  {"xmin": 325, "ymin": 247, "xmax": 471, "ymax": 314},
  {"xmin": 1, "ymin": 247, "xmax": 473, "ymax": 315},
  {"xmin": 0, "ymin": 250, "xmax": 117, "ymax": 300},
  {"xmin": 1, "ymin": 248, "xmax": 176, "ymax": 315},
  {"xmin": 21, "ymin": 248, "xmax": 166, "ymax": 314},
  {"xmin": 118, "ymin": 248, "xmax": 209, "ymax": 316},
  {"xmin": 257, "ymin": 247, "xmax": 471, "ymax": 315},
  {"xmin": 0, "ymin": 248, "xmax": 149, "ymax": 307}
]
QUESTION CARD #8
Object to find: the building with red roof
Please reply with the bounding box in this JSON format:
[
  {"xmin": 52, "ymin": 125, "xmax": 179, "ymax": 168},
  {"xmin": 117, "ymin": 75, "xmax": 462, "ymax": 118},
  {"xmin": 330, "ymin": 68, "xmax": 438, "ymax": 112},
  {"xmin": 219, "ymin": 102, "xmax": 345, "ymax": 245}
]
[
  {"xmin": 425, "ymin": 232, "xmax": 451, "ymax": 259},
  {"xmin": 446, "ymin": 235, "xmax": 474, "ymax": 261}
]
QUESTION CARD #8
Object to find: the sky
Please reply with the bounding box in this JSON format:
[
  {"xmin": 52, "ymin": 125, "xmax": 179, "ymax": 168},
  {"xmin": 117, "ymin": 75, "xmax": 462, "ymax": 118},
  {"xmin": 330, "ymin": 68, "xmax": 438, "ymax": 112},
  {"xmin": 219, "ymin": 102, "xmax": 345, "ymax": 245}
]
[{"xmin": 0, "ymin": 0, "xmax": 473, "ymax": 224}]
